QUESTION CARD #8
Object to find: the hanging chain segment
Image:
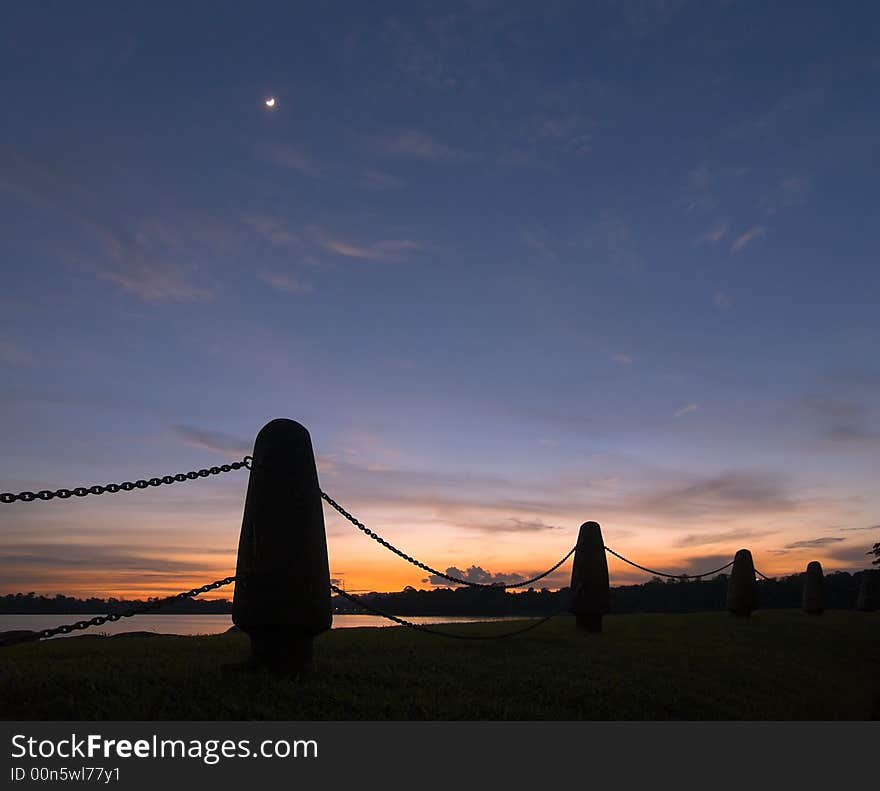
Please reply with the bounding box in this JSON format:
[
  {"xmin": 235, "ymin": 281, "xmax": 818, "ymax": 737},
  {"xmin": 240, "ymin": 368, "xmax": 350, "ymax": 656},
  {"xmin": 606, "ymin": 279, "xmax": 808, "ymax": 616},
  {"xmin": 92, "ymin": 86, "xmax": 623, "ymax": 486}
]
[{"xmin": 0, "ymin": 457, "xmax": 252, "ymax": 504}]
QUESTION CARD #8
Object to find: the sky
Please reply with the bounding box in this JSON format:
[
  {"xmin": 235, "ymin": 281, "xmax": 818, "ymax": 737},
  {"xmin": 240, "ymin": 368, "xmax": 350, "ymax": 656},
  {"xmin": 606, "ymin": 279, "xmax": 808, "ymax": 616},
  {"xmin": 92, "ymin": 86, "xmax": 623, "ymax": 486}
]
[{"xmin": 1, "ymin": 0, "xmax": 879, "ymax": 599}]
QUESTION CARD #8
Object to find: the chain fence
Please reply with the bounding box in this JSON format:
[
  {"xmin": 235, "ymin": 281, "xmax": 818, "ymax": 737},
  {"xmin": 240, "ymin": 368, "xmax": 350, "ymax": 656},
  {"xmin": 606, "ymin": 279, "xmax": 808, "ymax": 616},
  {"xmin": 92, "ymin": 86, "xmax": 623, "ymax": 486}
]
[
  {"xmin": 0, "ymin": 457, "xmax": 251, "ymax": 647},
  {"xmin": 0, "ymin": 576, "xmax": 237, "ymax": 648},
  {"xmin": 0, "ymin": 453, "xmax": 779, "ymax": 648},
  {"xmin": 603, "ymin": 546, "xmax": 735, "ymax": 580},
  {"xmin": 0, "ymin": 457, "xmax": 252, "ymax": 504},
  {"xmin": 322, "ymin": 491, "xmax": 575, "ymax": 589}
]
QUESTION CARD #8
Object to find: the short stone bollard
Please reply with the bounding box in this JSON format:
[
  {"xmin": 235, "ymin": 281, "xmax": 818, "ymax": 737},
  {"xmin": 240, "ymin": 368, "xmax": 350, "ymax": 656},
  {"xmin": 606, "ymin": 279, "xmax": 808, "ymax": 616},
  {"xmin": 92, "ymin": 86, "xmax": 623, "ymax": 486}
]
[
  {"xmin": 726, "ymin": 548, "xmax": 756, "ymax": 617},
  {"xmin": 802, "ymin": 561, "xmax": 824, "ymax": 615},
  {"xmin": 856, "ymin": 570, "xmax": 879, "ymax": 612},
  {"xmin": 569, "ymin": 521, "xmax": 610, "ymax": 633},
  {"xmin": 232, "ymin": 419, "xmax": 332, "ymax": 674}
]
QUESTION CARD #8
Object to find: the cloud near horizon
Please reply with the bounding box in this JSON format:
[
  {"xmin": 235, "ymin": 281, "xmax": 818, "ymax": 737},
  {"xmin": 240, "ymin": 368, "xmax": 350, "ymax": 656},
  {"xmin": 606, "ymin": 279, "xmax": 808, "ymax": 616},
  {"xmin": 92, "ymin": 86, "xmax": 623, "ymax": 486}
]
[{"xmin": 422, "ymin": 564, "xmax": 526, "ymax": 587}]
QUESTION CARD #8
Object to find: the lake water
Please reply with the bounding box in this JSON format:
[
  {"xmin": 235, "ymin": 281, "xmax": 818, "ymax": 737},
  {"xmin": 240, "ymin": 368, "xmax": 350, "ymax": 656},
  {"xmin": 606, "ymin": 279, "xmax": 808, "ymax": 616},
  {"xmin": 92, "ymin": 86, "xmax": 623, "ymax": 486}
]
[{"xmin": 0, "ymin": 613, "xmax": 536, "ymax": 638}]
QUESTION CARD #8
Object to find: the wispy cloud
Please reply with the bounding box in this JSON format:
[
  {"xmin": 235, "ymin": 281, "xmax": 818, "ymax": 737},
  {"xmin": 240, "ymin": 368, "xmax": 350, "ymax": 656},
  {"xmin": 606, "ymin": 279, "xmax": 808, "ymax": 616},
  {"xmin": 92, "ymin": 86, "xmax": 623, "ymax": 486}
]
[
  {"xmin": 244, "ymin": 216, "xmax": 421, "ymax": 266},
  {"xmin": 171, "ymin": 425, "xmax": 252, "ymax": 455},
  {"xmin": 96, "ymin": 254, "xmax": 212, "ymax": 303},
  {"xmin": 0, "ymin": 544, "xmax": 228, "ymax": 574},
  {"xmin": 714, "ymin": 291, "xmax": 732, "ymax": 310},
  {"xmin": 825, "ymin": 543, "xmax": 880, "ymax": 565},
  {"xmin": 334, "ymin": 429, "xmax": 402, "ymax": 468},
  {"xmin": 727, "ymin": 81, "xmax": 830, "ymax": 143},
  {"xmin": 797, "ymin": 396, "xmax": 865, "ymax": 422},
  {"xmin": 730, "ymin": 225, "xmax": 766, "ymax": 254},
  {"xmin": 684, "ymin": 163, "xmax": 716, "ymax": 214},
  {"xmin": 244, "ymin": 215, "xmax": 301, "ymax": 248},
  {"xmin": 784, "ymin": 537, "xmax": 845, "ymax": 549},
  {"xmin": 259, "ymin": 271, "xmax": 314, "ymax": 294},
  {"xmin": 265, "ymin": 143, "xmax": 327, "ymax": 179},
  {"xmin": 521, "ymin": 229, "xmax": 559, "ymax": 263},
  {"xmin": 827, "ymin": 424, "xmax": 880, "ymax": 447},
  {"xmin": 760, "ymin": 176, "xmax": 811, "ymax": 215},
  {"xmin": 612, "ymin": 354, "xmax": 633, "ymax": 365},
  {"xmin": 677, "ymin": 528, "xmax": 775, "ymax": 547},
  {"xmin": 0, "ymin": 341, "xmax": 34, "ymax": 366},
  {"xmin": 3, "ymin": 154, "xmax": 215, "ymax": 303},
  {"xmin": 526, "ymin": 112, "xmax": 592, "ymax": 156},
  {"xmin": 377, "ymin": 129, "xmax": 470, "ymax": 161},
  {"xmin": 629, "ymin": 470, "xmax": 809, "ymax": 520},
  {"xmin": 312, "ymin": 228, "xmax": 420, "ymax": 262},
  {"xmin": 794, "ymin": 395, "xmax": 880, "ymax": 449},
  {"xmin": 382, "ymin": 16, "xmax": 459, "ymax": 89},
  {"xmin": 674, "ymin": 403, "xmax": 699, "ymax": 418},
  {"xmin": 356, "ymin": 168, "xmax": 405, "ymax": 191},
  {"xmin": 695, "ymin": 219, "xmax": 729, "ymax": 246},
  {"xmin": 264, "ymin": 143, "xmax": 407, "ymax": 192},
  {"xmin": 585, "ymin": 212, "xmax": 642, "ymax": 273},
  {"xmin": 615, "ymin": 0, "xmax": 690, "ymax": 37},
  {"xmin": 469, "ymin": 517, "xmax": 565, "ymax": 534}
]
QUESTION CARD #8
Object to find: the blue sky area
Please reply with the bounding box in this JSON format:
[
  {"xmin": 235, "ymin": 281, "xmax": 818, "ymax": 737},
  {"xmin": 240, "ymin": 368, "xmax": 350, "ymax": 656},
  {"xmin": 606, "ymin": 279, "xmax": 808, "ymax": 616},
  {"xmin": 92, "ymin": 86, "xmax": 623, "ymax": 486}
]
[{"xmin": 1, "ymin": 1, "xmax": 878, "ymax": 596}]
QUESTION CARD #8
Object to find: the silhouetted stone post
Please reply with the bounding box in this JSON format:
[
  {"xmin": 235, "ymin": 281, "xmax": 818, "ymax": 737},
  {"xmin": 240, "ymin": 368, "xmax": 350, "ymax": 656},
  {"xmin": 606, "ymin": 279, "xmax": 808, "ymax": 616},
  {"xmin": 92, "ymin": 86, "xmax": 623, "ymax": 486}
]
[
  {"xmin": 802, "ymin": 561, "xmax": 824, "ymax": 615},
  {"xmin": 232, "ymin": 419, "xmax": 331, "ymax": 673},
  {"xmin": 856, "ymin": 570, "xmax": 879, "ymax": 612},
  {"xmin": 570, "ymin": 521, "xmax": 610, "ymax": 633},
  {"xmin": 726, "ymin": 548, "xmax": 756, "ymax": 617}
]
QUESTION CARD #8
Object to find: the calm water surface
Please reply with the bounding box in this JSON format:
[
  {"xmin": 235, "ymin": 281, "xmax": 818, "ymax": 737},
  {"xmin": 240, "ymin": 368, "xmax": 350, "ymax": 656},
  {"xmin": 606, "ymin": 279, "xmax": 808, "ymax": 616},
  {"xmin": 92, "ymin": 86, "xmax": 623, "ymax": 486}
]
[{"xmin": 0, "ymin": 614, "xmax": 534, "ymax": 638}]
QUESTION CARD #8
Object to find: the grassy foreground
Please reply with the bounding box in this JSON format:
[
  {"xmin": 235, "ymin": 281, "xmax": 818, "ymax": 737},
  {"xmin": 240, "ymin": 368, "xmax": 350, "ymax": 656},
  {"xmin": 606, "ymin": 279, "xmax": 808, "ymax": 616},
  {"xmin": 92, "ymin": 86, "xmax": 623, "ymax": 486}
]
[{"xmin": 2, "ymin": 611, "xmax": 878, "ymax": 720}]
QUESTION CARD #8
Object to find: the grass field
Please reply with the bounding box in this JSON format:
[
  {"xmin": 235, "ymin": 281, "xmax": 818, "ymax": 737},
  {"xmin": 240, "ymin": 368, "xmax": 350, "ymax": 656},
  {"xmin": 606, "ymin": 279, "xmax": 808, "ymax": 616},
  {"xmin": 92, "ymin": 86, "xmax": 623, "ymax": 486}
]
[{"xmin": 2, "ymin": 610, "xmax": 878, "ymax": 720}]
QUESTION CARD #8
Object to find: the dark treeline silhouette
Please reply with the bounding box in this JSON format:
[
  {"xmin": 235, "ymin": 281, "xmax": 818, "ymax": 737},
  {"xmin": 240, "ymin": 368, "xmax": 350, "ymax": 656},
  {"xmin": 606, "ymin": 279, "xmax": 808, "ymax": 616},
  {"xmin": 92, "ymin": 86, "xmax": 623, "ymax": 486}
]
[
  {"xmin": 341, "ymin": 570, "xmax": 874, "ymax": 616},
  {"xmin": 2, "ymin": 570, "xmax": 875, "ymax": 616},
  {"xmin": 0, "ymin": 593, "xmax": 232, "ymax": 615}
]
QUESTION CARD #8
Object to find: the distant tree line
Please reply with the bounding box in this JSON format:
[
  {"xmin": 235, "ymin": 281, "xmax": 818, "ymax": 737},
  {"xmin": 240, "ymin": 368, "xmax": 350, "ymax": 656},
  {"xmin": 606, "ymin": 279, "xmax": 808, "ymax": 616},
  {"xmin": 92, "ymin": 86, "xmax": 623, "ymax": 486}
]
[
  {"xmin": 0, "ymin": 593, "xmax": 233, "ymax": 615},
  {"xmin": 3, "ymin": 569, "xmax": 876, "ymax": 616},
  {"xmin": 339, "ymin": 569, "xmax": 877, "ymax": 616}
]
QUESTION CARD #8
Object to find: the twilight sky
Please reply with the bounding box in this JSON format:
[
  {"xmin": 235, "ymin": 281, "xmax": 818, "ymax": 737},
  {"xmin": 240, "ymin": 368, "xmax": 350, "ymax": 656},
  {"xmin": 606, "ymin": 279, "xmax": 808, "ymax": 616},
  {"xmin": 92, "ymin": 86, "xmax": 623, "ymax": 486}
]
[{"xmin": 1, "ymin": 1, "xmax": 878, "ymax": 598}]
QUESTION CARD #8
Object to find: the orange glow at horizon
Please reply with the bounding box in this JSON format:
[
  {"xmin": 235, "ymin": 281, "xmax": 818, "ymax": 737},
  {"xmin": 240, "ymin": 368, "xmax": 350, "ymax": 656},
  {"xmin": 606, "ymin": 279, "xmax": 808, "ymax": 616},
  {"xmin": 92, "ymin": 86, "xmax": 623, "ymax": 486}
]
[{"xmin": 0, "ymin": 536, "xmax": 863, "ymax": 601}]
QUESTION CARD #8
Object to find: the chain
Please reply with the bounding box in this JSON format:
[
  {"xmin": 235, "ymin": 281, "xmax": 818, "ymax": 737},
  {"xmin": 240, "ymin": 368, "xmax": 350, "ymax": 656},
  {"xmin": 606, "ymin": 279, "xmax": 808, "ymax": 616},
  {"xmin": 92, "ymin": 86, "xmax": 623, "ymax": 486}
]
[
  {"xmin": 0, "ymin": 576, "xmax": 237, "ymax": 648},
  {"xmin": 321, "ymin": 492, "xmax": 575, "ymax": 589},
  {"xmin": 0, "ymin": 457, "xmax": 253, "ymax": 504},
  {"xmin": 331, "ymin": 583, "xmax": 563, "ymax": 640},
  {"xmin": 754, "ymin": 568, "xmax": 772, "ymax": 580},
  {"xmin": 604, "ymin": 546, "xmax": 735, "ymax": 580}
]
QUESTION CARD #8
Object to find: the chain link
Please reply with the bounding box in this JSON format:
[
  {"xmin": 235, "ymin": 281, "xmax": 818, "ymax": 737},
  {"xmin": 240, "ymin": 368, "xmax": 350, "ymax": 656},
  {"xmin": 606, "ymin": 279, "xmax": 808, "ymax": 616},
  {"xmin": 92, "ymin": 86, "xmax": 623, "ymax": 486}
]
[
  {"xmin": 330, "ymin": 583, "xmax": 563, "ymax": 640},
  {"xmin": 0, "ymin": 576, "xmax": 237, "ymax": 648},
  {"xmin": 0, "ymin": 457, "xmax": 253, "ymax": 504},
  {"xmin": 603, "ymin": 546, "xmax": 735, "ymax": 580},
  {"xmin": 321, "ymin": 492, "xmax": 575, "ymax": 589}
]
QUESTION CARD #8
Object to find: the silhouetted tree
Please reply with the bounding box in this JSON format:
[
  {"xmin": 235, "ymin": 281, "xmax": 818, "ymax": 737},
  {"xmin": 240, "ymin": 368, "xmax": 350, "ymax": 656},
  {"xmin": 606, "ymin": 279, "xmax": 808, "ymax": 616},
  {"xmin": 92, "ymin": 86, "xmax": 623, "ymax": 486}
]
[{"xmin": 869, "ymin": 542, "xmax": 880, "ymax": 565}]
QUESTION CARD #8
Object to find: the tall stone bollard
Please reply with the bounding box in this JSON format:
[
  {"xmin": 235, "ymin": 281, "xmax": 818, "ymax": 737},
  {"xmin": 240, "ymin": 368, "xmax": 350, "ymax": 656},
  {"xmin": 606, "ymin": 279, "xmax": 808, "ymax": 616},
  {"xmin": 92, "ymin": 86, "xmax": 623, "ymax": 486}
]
[
  {"xmin": 856, "ymin": 570, "xmax": 879, "ymax": 612},
  {"xmin": 569, "ymin": 521, "xmax": 610, "ymax": 633},
  {"xmin": 726, "ymin": 548, "xmax": 756, "ymax": 617},
  {"xmin": 232, "ymin": 419, "xmax": 332, "ymax": 673},
  {"xmin": 802, "ymin": 561, "xmax": 824, "ymax": 615}
]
